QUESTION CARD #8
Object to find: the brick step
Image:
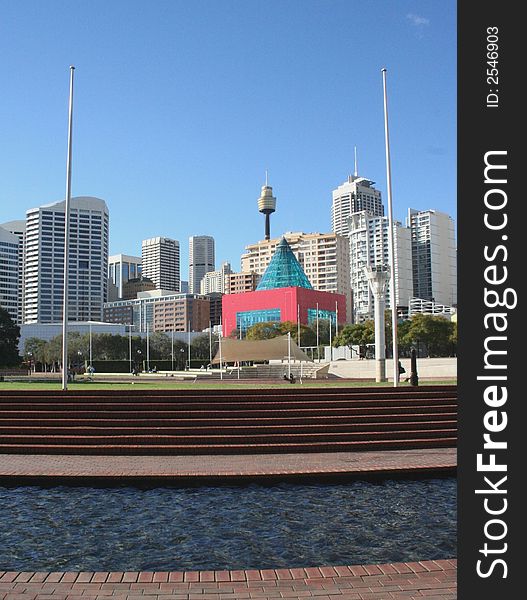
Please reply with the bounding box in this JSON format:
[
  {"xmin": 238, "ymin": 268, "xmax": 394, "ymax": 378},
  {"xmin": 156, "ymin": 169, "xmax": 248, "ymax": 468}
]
[
  {"xmin": 0, "ymin": 412, "xmax": 457, "ymax": 427},
  {"xmin": 0, "ymin": 405, "xmax": 457, "ymax": 420},
  {"xmin": 1, "ymin": 385, "xmax": 456, "ymax": 398},
  {"xmin": 0, "ymin": 420, "xmax": 457, "ymax": 436},
  {"xmin": 0, "ymin": 392, "xmax": 458, "ymax": 405},
  {"xmin": 0, "ymin": 428, "xmax": 456, "ymax": 445},
  {"xmin": 0, "ymin": 397, "xmax": 457, "ymax": 414},
  {"xmin": 0, "ymin": 436, "xmax": 457, "ymax": 455}
]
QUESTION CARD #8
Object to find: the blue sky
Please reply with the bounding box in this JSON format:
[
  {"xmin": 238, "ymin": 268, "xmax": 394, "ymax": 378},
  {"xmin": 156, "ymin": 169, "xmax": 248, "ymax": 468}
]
[{"xmin": 0, "ymin": 0, "xmax": 456, "ymax": 274}]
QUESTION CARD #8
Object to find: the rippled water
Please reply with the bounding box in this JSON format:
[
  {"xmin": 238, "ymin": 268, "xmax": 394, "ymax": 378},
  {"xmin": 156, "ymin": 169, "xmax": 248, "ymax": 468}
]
[{"xmin": 0, "ymin": 478, "xmax": 456, "ymax": 571}]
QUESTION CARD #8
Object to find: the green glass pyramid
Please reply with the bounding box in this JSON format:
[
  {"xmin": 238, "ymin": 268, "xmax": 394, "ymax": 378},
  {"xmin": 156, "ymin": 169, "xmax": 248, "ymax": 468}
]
[{"xmin": 256, "ymin": 237, "xmax": 313, "ymax": 290}]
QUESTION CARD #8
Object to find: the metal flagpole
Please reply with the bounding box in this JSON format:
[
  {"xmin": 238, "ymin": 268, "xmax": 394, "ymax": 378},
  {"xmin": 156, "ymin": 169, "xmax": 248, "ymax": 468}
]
[
  {"xmin": 188, "ymin": 320, "xmax": 191, "ymax": 370},
  {"xmin": 171, "ymin": 326, "xmax": 175, "ymax": 371},
  {"xmin": 129, "ymin": 325, "xmax": 133, "ymax": 373},
  {"xmin": 89, "ymin": 322, "xmax": 92, "ymax": 370},
  {"xmin": 297, "ymin": 304, "xmax": 300, "ymax": 347},
  {"xmin": 287, "ymin": 331, "xmax": 291, "ymax": 379},
  {"xmin": 218, "ymin": 318, "xmax": 223, "ymax": 380},
  {"xmin": 146, "ymin": 322, "xmax": 150, "ymax": 371},
  {"xmin": 209, "ymin": 320, "xmax": 212, "ymax": 367},
  {"xmin": 381, "ymin": 67, "xmax": 399, "ymax": 387},
  {"xmin": 316, "ymin": 302, "xmax": 320, "ymax": 362},
  {"xmin": 329, "ymin": 316, "xmax": 332, "ymax": 361},
  {"xmin": 61, "ymin": 65, "xmax": 75, "ymax": 391}
]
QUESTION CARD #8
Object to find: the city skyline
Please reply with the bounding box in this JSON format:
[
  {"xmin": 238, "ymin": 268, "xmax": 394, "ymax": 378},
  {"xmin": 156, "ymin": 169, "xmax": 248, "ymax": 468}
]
[{"xmin": 0, "ymin": 0, "xmax": 456, "ymax": 271}]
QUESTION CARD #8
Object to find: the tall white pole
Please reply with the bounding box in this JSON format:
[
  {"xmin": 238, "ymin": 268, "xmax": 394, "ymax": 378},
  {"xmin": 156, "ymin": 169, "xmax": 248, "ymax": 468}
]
[
  {"xmin": 335, "ymin": 300, "xmax": 339, "ymax": 336},
  {"xmin": 381, "ymin": 67, "xmax": 399, "ymax": 387},
  {"xmin": 129, "ymin": 325, "xmax": 132, "ymax": 373},
  {"xmin": 329, "ymin": 316, "xmax": 332, "ymax": 362},
  {"xmin": 209, "ymin": 320, "xmax": 212, "ymax": 367},
  {"xmin": 188, "ymin": 319, "xmax": 191, "ymax": 370},
  {"xmin": 171, "ymin": 326, "xmax": 175, "ymax": 371},
  {"xmin": 61, "ymin": 65, "xmax": 75, "ymax": 391},
  {"xmin": 297, "ymin": 304, "xmax": 300, "ymax": 347},
  {"xmin": 146, "ymin": 322, "xmax": 150, "ymax": 371},
  {"xmin": 316, "ymin": 302, "xmax": 320, "ymax": 362},
  {"xmin": 287, "ymin": 331, "xmax": 291, "ymax": 378},
  {"xmin": 89, "ymin": 323, "xmax": 92, "ymax": 369},
  {"xmin": 218, "ymin": 330, "xmax": 223, "ymax": 380}
]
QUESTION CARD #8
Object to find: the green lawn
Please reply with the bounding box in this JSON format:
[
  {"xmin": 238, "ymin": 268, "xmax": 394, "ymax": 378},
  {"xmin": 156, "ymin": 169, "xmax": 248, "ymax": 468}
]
[{"xmin": 0, "ymin": 379, "xmax": 456, "ymax": 391}]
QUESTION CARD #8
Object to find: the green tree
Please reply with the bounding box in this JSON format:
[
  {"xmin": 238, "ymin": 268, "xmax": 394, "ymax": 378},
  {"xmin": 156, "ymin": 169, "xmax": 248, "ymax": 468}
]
[
  {"xmin": 24, "ymin": 337, "xmax": 48, "ymax": 368},
  {"xmin": 246, "ymin": 322, "xmax": 283, "ymax": 340},
  {"xmin": 333, "ymin": 321, "xmax": 375, "ymax": 357},
  {"xmin": 191, "ymin": 334, "xmax": 213, "ymax": 360},
  {"xmin": 403, "ymin": 314, "xmax": 455, "ymax": 357},
  {"xmin": 0, "ymin": 307, "xmax": 20, "ymax": 367}
]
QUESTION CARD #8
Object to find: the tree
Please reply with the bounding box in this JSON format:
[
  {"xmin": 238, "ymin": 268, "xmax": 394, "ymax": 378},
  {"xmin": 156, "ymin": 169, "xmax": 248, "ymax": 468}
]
[
  {"xmin": 190, "ymin": 334, "xmax": 212, "ymax": 360},
  {"xmin": 246, "ymin": 322, "xmax": 283, "ymax": 340},
  {"xmin": 333, "ymin": 322, "xmax": 375, "ymax": 357},
  {"xmin": 0, "ymin": 307, "xmax": 20, "ymax": 367},
  {"xmin": 402, "ymin": 314, "xmax": 455, "ymax": 357}
]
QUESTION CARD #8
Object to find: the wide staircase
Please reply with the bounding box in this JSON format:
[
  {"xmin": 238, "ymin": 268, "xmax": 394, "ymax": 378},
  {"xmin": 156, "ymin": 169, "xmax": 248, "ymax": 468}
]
[{"xmin": 0, "ymin": 386, "xmax": 457, "ymax": 455}]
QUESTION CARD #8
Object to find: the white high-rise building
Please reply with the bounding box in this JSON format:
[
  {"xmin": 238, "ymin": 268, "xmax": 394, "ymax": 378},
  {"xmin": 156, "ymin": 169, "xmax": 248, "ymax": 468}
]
[
  {"xmin": 332, "ymin": 174, "xmax": 384, "ymax": 237},
  {"xmin": 241, "ymin": 231, "xmax": 352, "ymax": 321},
  {"xmin": 407, "ymin": 209, "xmax": 457, "ymax": 306},
  {"xmin": 23, "ymin": 196, "xmax": 109, "ymax": 324},
  {"xmin": 0, "ymin": 226, "xmax": 21, "ymax": 323},
  {"xmin": 141, "ymin": 237, "xmax": 180, "ymax": 292},
  {"xmin": 108, "ymin": 254, "xmax": 142, "ymax": 301},
  {"xmin": 200, "ymin": 261, "xmax": 232, "ymax": 295},
  {"xmin": 348, "ymin": 211, "xmax": 413, "ymax": 322},
  {"xmin": 189, "ymin": 235, "xmax": 215, "ymax": 293},
  {"xmin": 0, "ymin": 219, "xmax": 26, "ymax": 324}
]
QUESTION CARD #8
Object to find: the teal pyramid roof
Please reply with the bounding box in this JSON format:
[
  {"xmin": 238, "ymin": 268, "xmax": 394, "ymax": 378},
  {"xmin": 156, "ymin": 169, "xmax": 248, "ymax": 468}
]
[{"xmin": 256, "ymin": 237, "xmax": 313, "ymax": 291}]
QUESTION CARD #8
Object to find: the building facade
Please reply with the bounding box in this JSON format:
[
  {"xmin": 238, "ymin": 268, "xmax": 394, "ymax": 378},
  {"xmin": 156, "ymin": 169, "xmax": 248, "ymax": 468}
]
[
  {"xmin": 0, "ymin": 226, "xmax": 21, "ymax": 323},
  {"xmin": 225, "ymin": 271, "xmax": 261, "ymax": 295},
  {"xmin": 200, "ymin": 261, "xmax": 232, "ymax": 295},
  {"xmin": 189, "ymin": 235, "xmax": 215, "ymax": 293},
  {"xmin": 348, "ymin": 211, "xmax": 413, "ymax": 321},
  {"xmin": 407, "ymin": 209, "xmax": 457, "ymax": 307},
  {"xmin": 223, "ymin": 238, "xmax": 347, "ymax": 336},
  {"xmin": 1, "ymin": 220, "xmax": 26, "ymax": 324},
  {"xmin": 23, "ymin": 196, "xmax": 109, "ymax": 324},
  {"xmin": 141, "ymin": 237, "xmax": 180, "ymax": 292},
  {"xmin": 331, "ymin": 175, "xmax": 384, "ymax": 237},
  {"xmin": 103, "ymin": 291, "xmax": 210, "ymax": 333},
  {"xmin": 108, "ymin": 254, "xmax": 142, "ymax": 301},
  {"xmin": 241, "ymin": 231, "xmax": 351, "ymax": 321}
]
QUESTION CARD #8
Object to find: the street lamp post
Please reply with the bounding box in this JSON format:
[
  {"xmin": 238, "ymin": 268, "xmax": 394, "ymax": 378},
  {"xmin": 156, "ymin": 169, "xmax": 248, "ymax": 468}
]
[{"xmin": 365, "ymin": 265, "xmax": 389, "ymax": 382}]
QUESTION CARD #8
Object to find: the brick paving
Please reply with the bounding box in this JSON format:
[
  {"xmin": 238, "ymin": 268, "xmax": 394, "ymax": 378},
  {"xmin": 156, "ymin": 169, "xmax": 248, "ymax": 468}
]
[
  {"xmin": 0, "ymin": 560, "xmax": 457, "ymax": 599},
  {"xmin": 0, "ymin": 448, "xmax": 455, "ymax": 483}
]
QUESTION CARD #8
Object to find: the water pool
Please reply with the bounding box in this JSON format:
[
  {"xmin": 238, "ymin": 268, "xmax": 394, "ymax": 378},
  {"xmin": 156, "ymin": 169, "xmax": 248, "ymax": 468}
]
[{"xmin": 0, "ymin": 478, "xmax": 456, "ymax": 571}]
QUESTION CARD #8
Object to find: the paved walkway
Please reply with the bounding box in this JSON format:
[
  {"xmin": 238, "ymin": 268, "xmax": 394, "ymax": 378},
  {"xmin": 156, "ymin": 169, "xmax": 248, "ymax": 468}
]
[
  {"xmin": 0, "ymin": 559, "xmax": 457, "ymax": 599},
  {"xmin": 0, "ymin": 448, "xmax": 456, "ymax": 483}
]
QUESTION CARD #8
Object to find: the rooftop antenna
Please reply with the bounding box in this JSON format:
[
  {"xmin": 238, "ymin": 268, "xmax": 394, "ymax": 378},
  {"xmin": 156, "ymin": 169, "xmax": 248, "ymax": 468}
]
[
  {"xmin": 265, "ymin": 169, "xmax": 269, "ymax": 186},
  {"xmin": 354, "ymin": 146, "xmax": 358, "ymax": 177}
]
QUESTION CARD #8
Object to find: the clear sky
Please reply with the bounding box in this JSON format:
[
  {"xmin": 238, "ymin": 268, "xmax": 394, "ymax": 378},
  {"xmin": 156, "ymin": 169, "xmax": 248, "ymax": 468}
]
[{"xmin": 0, "ymin": 0, "xmax": 456, "ymax": 274}]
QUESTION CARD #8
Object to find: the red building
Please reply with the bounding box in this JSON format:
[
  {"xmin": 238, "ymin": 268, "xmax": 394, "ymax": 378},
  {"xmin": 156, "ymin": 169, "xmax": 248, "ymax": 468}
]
[
  {"xmin": 222, "ymin": 285, "xmax": 346, "ymax": 337},
  {"xmin": 222, "ymin": 238, "xmax": 346, "ymax": 336}
]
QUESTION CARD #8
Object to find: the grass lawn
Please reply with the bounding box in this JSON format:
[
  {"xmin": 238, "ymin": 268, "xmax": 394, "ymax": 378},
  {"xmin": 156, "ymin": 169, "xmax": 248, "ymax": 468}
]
[{"xmin": 0, "ymin": 379, "xmax": 456, "ymax": 391}]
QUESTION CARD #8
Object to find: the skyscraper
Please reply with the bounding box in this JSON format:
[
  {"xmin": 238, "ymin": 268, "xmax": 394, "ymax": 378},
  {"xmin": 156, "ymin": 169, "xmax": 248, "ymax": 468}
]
[
  {"xmin": 0, "ymin": 226, "xmax": 21, "ymax": 323},
  {"xmin": 200, "ymin": 261, "xmax": 232, "ymax": 295},
  {"xmin": 108, "ymin": 254, "xmax": 142, "ymax": 301},
  {"xmin": 141, "ymin": 237, "xmax": 180, "ymax": 292},
  {"xmin": 407, "ymin": 209, "xmax": 457, "ymax": 306},
  {"xmin": 331, "ymin": 174, "xmax": 384, "ymax": 237},
  {"xmin": 23, "ymin": 196, "xmax": 109, "ymax": 323},
  {"xmin": 348, "ymin": 211, "xmax": 413, "ymax": 322},
  {"xmin": 0, "ymin": 219, "xmax": 26, "ymax": 324},
  {"xmin": 189, "ymin": 235, "xmax": 215, "ymax": 293}
]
